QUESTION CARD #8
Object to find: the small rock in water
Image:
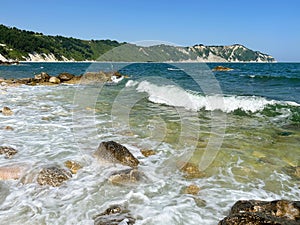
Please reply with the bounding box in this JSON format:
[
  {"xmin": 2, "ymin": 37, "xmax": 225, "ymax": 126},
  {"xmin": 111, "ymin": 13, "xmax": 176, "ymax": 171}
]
[
  {"xmin": 37, "ymin": 167, "xmax": 72, "ymax": 187},
  {"xmin": 93, "ymin": 205, "xmax": 136, "ymax": 225},
  {"xmin": 0, "ymin": 146, "xmax": 18, "ymax": 158},
  {"xmin": 64, "ymin": 160, "xmax": 82, "ymax": 174},
  {"xmin": 140, "ymin": 149, "xmax": 156, "ymax": 157},
  {"xmin": 94, "ymin": 141, "xmax": 139, "ymax": 168},
  {"xmin": 109, "ymin": 168, "xmax": 141, "ymax": 185},
  {"xmin": 178, "ymin": 162, "xmax": 205, "ymax": 179},
  {"xmin": 1, "ymin": 106, "xmax": 13, "ymax": 116},
  {"xmin": 182, "ymin": 184, "xmax": 201, "ymax": 195},
  {"xmin": 3, "ymin": 126, "xmax": 14, "ymax": 131},
  {"xmin": 212, "ymin": 66, "xmax": 234, "ymax": 71}
]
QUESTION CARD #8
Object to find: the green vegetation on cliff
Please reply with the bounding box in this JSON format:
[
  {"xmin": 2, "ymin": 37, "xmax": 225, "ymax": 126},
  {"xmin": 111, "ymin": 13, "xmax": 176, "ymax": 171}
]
[{"xmin": 0, "ymin": 24, "xmax": 275, "ymax": 62}]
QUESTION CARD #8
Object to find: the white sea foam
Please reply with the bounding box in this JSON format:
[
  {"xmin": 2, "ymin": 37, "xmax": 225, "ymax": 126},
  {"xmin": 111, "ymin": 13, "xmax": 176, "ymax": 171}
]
[{"xmin": 131, "ymin": 80, "xmax": 299, "ymax": 113}]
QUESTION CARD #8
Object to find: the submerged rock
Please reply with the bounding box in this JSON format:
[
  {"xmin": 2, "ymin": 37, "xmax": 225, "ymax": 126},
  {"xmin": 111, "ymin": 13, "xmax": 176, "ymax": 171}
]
[
  {"xmin": 213, "ymin": 66, "xmax": 234, "ymax": 71},
  {"xmin": 109, "ymin": 168, "xmax": 142, "ymax": 185},
  {"xmin": 140, "ymin": 149, "xmax": 156, "ymax": 157},
  {"xmin": 94, "ymin": 141, "xmax": 139, "ymax": 168},
  {"xmin": 219, "ymin": 200, "xmax": 300, "ymax": 225},
  {"xmin": 37, "ymin": 167, "xmax": 72, "ymax": 187},
  {"xmin": 178, "ymin": 162, "xmax": 205, "ymax": 179},
  {"xmin": 1, "ymin": 106, "xmax": 13, "ymax": 116},
  {"xmin": 0, "ymin": 146, "xmax": 18, "ymax": 158},
  {"xmin": 182, "ymin": 184, "xmax": 201, "ymax": 195},
  {"xmin": 0, "ymin": 165, "xmax": 27, "ymax": 180},
  {"xmin": 3, "ymin": 126, "xmax": 14, "ymax": 131},
  {"xmin": 64, "ymin": 160, "xmax": 82, "ymax": 174},
  {"xmin": 93, "ymin": 205, "xmax": 136, "ymax": 225}
]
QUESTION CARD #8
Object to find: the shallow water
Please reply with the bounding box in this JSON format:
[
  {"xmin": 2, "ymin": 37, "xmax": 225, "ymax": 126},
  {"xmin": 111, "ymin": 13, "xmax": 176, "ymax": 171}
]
[{"xmin": 0, "ymin": 63, "xmax": 299, "ymax": 225}]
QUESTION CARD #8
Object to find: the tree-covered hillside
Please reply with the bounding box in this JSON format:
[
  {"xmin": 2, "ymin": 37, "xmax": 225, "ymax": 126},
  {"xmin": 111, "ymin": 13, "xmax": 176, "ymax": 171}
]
[{"xmin": 0, "ymin": 24, "xmax": 123, "ymax": 61}]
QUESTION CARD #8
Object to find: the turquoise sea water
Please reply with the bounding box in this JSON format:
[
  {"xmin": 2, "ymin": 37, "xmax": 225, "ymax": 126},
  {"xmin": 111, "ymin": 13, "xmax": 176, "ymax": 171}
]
[{"xmin": 0, "ymin": 62, "xmax": 299, "ymax": 224}]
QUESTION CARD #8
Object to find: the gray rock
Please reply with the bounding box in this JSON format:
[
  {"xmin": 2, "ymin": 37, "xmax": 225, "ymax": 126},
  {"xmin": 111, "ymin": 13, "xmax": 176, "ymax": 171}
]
[{"xmin": 93, "ymin": 205, "xmax": 136, "ymax": 225}]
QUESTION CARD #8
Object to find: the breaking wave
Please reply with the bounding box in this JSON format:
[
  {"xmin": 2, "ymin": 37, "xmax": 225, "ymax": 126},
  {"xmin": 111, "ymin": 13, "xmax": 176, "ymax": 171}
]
[{"xmin": 126, "ymin": 80, "xmax": 300, "ymax": 113}]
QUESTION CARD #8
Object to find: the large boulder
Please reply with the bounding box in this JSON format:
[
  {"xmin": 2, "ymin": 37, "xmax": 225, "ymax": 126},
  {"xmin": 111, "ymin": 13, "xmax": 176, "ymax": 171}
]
[
  {"xmin": 93, "ymin": 205, "xmax": 136, "ymax": 225},
  {"xmin": 37, "ymin": 167, "xmax": 72, "ymax": 187},
  {"xmin": 58, "ymin": 72, "xmax": 74, "ymax": 81},
  {"xmin": 0, "ymin": 146, "xmax": 18, "ymax": 158},
  {"xmin": 94, "ymin": 141, "xmax": 139, "ymax": 168},
  {"xmin": 34, "ymin": 72, "xmax": 50, "ymax": 82},
  {"xmin": 219, "ymin": 200, "xmax": 300, "ymax": 225}
]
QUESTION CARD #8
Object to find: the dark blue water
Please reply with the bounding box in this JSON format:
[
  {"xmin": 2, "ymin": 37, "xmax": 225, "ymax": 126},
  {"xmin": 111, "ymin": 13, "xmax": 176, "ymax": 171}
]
[{"xmin": 1, "ymin": 62, "xmax": 299, "ymax": 103}]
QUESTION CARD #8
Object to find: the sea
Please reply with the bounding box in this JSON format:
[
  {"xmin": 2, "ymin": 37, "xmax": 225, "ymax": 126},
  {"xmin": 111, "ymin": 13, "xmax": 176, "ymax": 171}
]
[{"xmin": 0, "ymin": 62, "xmax": 299, "ymax": 225}]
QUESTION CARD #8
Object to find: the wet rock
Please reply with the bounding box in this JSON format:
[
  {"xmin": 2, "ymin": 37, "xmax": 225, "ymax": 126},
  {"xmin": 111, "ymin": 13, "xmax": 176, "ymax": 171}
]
[
  {"xmin": 1, "ymin": 106, "xmax": 13, "ymax": 116},
  {"xmin": 179, "ymin": 162, "xmax": 205, "ymax": 179},
  {"xmin": 80, "ymin": 71, "xmax": 111, "ymax": 84},
  {"xmin": 17, "ymin": 78, "xmax": 32, "ymax": 85},
  {"xmin": 37, "ymin": 167, "xmax": 72, "ymax": 187},
  {"xmin": 219, "ymin": 200, "xmax": 300, "ymax": 225},
  {"xmin": 182, "ymin": 184, "xmax": 201, "ymax": 195},
  {"xmin": 109, "ymin": 168, "xmax": 141, "ymax": 185},
  {"xmin": 0, "ymin": 146, "xmax": 18, "ymax": 158},
  {"xmin": 94, "ymin": 141, "xmax": 139, "ymax": 168},
  {"xmin": 213, "ymin": 66, "xmax": 234, "ymax": 71},
  {"xmin": 140, "ymin": 149, "xmax": 156, "ymax": 157},
  {"xmin": 49, "ymin": 76, "xmax": 61, "ymax": 84},
  {"xmin": 64, "ymin": 160, "xmax": 82, "ymax": 174},
  {"xmin": 34, "ymin": 72, "xmax": 50, "ymax": 82},
  {"xmin": 93, "ymin": 205, "xmax": 136, "ymax": 225},
  {"xmin": 58, "ymin": 72, "xmax": 74, "ymax": 81}
]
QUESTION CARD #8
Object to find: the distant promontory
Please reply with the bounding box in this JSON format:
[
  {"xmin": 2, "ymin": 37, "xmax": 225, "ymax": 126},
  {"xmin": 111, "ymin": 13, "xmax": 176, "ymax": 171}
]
[{"xmin": 0, "ymin": 24, "xmax": 275, "ymax": 63}]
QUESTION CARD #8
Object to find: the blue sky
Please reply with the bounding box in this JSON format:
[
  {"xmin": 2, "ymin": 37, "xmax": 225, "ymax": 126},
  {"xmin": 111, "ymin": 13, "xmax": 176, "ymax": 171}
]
[{"xmin": 1, "ymin": 0, "xmax": 299, "ymax": 61}]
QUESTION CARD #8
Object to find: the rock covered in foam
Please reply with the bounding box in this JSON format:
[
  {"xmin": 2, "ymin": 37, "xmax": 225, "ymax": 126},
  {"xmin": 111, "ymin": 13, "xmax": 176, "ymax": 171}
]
[
  {"xmin": 219, "ymin": 200, "xmax": 300, "ymax": 225},
  {"xmin": 0, "ymin": 146, "xmax": 18, "ymax": 158},
  {"xmin": 109, "ymin": 168, "xmax": 142, "ymax": 185},
  {"xmin": 1, "ymin": 106, "xmax": 13, "ymax": 116},
  {"xmin": 93, "ymin": 205, "xmax": 136, "ymax": 225},
  {"xmin": 94, "ymin": 141, "xmax": 139, "ymax": 168}
]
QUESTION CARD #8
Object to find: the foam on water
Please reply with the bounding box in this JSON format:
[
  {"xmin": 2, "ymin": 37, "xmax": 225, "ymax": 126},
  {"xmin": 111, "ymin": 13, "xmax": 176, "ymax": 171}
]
[
  {"xmin": 0, "ymin": 84, "xmax": 299, "ymax": 225},
  {"xmin": 132, "ymin": 80, "xmax": 300, "ymax": 113}
]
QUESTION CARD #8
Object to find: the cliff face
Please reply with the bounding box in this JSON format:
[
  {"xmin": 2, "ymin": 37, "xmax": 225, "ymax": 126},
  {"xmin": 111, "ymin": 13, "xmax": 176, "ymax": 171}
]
[{"xmin": 0, "ymin": 24, "xmax": 275, "ymax": 62}]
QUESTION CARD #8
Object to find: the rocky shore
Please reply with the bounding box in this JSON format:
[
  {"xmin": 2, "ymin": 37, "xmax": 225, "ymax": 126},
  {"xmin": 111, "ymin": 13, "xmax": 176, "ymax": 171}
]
[{"xmin": 0, "ymin": 70, "xmax": 123, "ymax": 87}]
